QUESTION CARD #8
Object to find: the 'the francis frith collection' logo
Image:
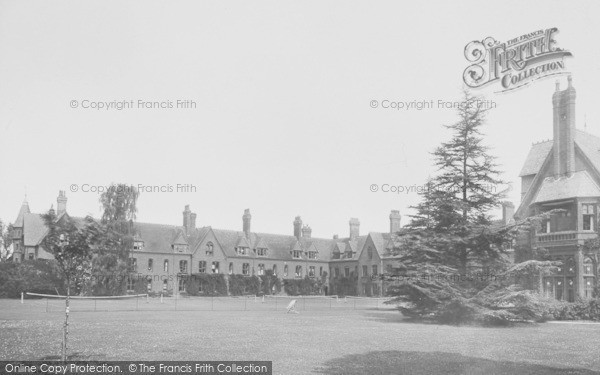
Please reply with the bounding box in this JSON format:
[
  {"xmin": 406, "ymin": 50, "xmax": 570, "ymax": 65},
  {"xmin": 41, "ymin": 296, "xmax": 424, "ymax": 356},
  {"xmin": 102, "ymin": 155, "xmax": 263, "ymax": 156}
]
[{"xmin": 463, "ymin": 28, "xmax": 572, "ymax": 92}]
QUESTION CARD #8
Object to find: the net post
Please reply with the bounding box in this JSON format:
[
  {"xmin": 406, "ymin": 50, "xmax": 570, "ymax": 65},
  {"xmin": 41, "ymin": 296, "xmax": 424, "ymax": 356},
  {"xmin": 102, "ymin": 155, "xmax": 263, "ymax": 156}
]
[
  {"xmin": 303, "ymin": 296, "xmax": 305, "ymax": 311},
  {"xmin": 46, "ymin": 298, "xmax": 48, "ymax": 313},
  {"xmin": 136, "ymin": 295, "xmax": 139, "ymax": 311},
  {"xmin": 160, "ymin": 293, "xmax": 163, "ymax": 304},
  {"xmin": 21, "ymin": 292, "xmax": 24, "ymax": 304},
  {"xmin": 146, "ymin": 294, "xmax": 149, "ymax": 304},
  {"xmin": 94, "ymin": 298, "xmax": 97, "ymax": 312}
]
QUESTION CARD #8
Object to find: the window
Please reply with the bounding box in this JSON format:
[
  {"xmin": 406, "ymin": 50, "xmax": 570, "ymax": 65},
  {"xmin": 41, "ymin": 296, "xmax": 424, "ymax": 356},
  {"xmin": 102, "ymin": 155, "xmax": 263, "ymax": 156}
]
[
  {"xmin": 236, "ymin": 247, "xmax": 248, "ymax": 256},
  {"xmin": 334, "ymin": 267, "xmax": 339, "ymax": 278},
  {"xmin": 164, "ymin": 259, "xmax": 169, "ymax": 272},
  {"xmin": 284, "ymin": 265, "xmax": 288, "ymax": 277},
  {"xmin": 28, "ymin": 253, "xmax": 34, "ymax": 260},
  {"xmin": 319, "ymin": 266, "xmax": 323, "ymax": 276},
  {"xmin": 362, "ymin": 265, "xmax": 368, "ymax": 277},
  {"xmin": 368, "ymin": 247, "xmax": 373, "ymax": 259},
  {"xmin": 178, "ymin": 277, "xmax": 186, "ymax": 292},
  {"xmin": 172, "ymin": 244, "xmax": 188, "ymax": 253},
  {"xmin": 309, "ymin": 266, "xmax": 315, "ymax": 278},
  {"xmin": 372, "ymin": 265, "xmax": 378, "ymax": 276},
  {"xmin": 147, "ymin": 277, "xmax": 152, "ymax": 291},
  {"xmin": 229, "ymin": 262, "xmax": 233, "ymax": 275},
  {"xmin": 212, "ymin": 261, "xmax": 220, "ymax": 274},
  {"xmin": 206, "ymin": 242, "xmax": 214, "ymax": 256},
  {"xmin": 163, "ymin": 279, "xmax": 168, "ymax": 291},
  {"xmin": 148, "ymin": 259, "xmax": 153, "ymax": 271},
  {"xmin": 273, "ymin": 264, "xmax": 278, "ymax": 276},
  {"xmin": 585, "ymin": 277, "xmax": 595, "ymax": 299},
  {"xmin": 129, "ymin": 258, "xmax": 137, "ymax": 272},
  {"xmin": 308, "ymin": 251, "xmax": 317, "ymax": 259},
  {"xmin": 583, "ymin": 204, "xmax": 595, "ymax": 231},
  {"xmin": 126, "ymin": 277, "xmax": 134, "ymax": 291},
  {"xmin": 133, "ymin": 241, "xmax": 144, "ymax": 250},
  {"xmin": 199, "ymin": 261, "xmax": 206, "ymax": 273},
  {"xmin": 242, "ymin": 263, "xmax": 250, "ymax": 276},
  {"xmin": 292, "ymin": 250, "xmax": 302, "ymax": 259},
  {"xmin": 257, "ymin": 248, "xmax": 267, "ymax": 256},
  {"xmin": 179, "ymin": 260, "xmax": 188, "ymax": 273},
  {"xmin": 258, "ymin": 264, "xmax": 265, "ymax": 276},
  {"xmin": 295, "ymin": 265, "xmax": 302, "ymax": 278},
  {"xmin": 584, "ymin": 257, "xmax": 594, "ymax": 275},
  {"xmin": 344, "ymin": 267, "xmax": 350, "ymax": 277}
]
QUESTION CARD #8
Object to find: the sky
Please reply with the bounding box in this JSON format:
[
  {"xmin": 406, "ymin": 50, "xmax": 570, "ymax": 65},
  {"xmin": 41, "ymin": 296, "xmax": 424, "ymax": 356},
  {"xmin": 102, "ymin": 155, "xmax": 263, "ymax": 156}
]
[{"xmin": 1, "ymin": 0, "xmax": 599, "ymax": 240}]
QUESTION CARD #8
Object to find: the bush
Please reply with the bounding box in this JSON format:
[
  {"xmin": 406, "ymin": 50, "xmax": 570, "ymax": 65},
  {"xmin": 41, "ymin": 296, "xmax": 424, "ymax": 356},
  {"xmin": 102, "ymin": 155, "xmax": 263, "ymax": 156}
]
[
  {"xmin": 0, "ymin": 260, "xmax": 65, "ymax": 298},
  {"xmin": 550, "ymin": 298, "xmax": 600, "ymax": 321},
  {"xmin": 228, "ymin": 275, "xmax": 260, "ymax": 296},
  {"xmin": 329, "ymin": 275, "xmax": 358, "ymax": 296},
  {"xmin": 186, "ymin": 274, "xmax": 227, "ymax": 296},
  {"xmin": 259, "ymin": 271, "xmax": 281, "ymax": 295},
  {"xmin": 283, "ymin": 276, "xmax": 323, "ymax": 296}
]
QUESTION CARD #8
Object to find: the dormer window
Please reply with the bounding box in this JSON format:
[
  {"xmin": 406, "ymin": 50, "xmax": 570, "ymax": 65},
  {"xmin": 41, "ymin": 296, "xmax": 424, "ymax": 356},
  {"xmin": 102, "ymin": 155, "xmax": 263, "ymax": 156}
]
[
  {"xmin": 257, "ymin": 248, "xmax": 267, "ymax": 257},
  {"xmin": 292, "ymin": 250, "xmax": 302, "ymax": 259},
  {"xmin": 308, "ymin": 251, "xmax": 318, "ymax": 260},
  {"xmin": 206, "ymin": 242, "xmax": 214, "ymax": 256},
  {"xmin": 236, "ymin": 247, "xmax": 248, "ymax": 256},
  {"xmin": 172, "ymin": 244, "xmax": 188, "ymax": 253},
  {"xmin": 133, "ymin": 240, "xmax": 144, "ymax": 251}
]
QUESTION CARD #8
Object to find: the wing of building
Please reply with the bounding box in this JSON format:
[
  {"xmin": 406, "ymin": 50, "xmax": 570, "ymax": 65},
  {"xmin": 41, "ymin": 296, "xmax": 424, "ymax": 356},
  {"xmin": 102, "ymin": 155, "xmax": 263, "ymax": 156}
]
[
  {"xmin": 10, "ymin": 193, "xmax": 412, "ymax": 296},
  {"xmin": 516, "ymin": 76, "xmax": 599, "ymax": 301}
]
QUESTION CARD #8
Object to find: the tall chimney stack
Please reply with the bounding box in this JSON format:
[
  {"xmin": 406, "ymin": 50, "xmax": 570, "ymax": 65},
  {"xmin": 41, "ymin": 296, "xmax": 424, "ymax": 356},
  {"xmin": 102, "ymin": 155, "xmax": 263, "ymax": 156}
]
[
  {"xmin": 301, "ymin": 225, "xmax": 312, "ymax": 239},
  {"xmin": 243, "ymin": 209, "xmax": 251, "ymax": 239},
  {"xmin": 190, "ymin": 213, "xmax": 197, "ymax": 232},
  {"xmin": 349, "ymin": 218, "xmax": 360, "ymax": 241},
  {"xmin": 293, "ymin": 216, "xmax": 302, "ymax": 240},
  {"xmin": 552, "ymin": 76, "xmax": 576, "ymax": 176},
  {"xmin": 183, "ymin": 205, "xmax": 191, "ymax": 234},
  {"xmin": 389, "ymin": 210, "xmax": 401, "ymax": 234},
  {"xmin": 57, "ymin": 191, "xmax": 67, "ymax": 216}
]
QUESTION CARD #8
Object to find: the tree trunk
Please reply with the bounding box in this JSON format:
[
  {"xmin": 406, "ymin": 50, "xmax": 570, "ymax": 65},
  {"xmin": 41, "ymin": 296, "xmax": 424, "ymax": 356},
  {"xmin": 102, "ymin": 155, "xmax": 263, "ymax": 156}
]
[{"xmin": 61, "ymin": 284, "xmax": 70, "ymax": 362}]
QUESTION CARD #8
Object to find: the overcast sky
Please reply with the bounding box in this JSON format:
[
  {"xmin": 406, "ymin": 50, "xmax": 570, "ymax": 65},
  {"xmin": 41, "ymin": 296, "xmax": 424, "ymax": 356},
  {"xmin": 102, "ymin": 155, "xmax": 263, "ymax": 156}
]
[{"xmin": 1, "ymin": 0, "xmax": 599, "ymax": 239}]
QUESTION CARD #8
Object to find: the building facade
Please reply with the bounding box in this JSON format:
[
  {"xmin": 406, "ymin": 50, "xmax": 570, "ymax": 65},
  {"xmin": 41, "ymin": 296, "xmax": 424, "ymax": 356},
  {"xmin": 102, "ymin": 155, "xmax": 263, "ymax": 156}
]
[
  {"xmin": 516, "ymin": 76, "xmax": 600, "ymax": 301},
  {"xmin": 10, "ymin": 193, "xmax": 407, "ymax": 296}
]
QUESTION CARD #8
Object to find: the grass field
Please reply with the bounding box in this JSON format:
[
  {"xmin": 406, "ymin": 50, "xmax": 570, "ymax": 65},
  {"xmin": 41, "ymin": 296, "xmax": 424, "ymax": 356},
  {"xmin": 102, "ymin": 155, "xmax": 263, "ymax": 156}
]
[{"xmin": 2, "ymin": 297, "xmax": 600, "ymax": 374}]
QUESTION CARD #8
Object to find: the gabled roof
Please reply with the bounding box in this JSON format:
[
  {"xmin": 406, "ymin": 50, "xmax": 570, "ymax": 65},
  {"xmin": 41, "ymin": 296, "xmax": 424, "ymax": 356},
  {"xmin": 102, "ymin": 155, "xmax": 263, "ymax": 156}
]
[
  {"xmin": 133, "ymin": 222, "xmax": 199, "ymax": 254},
  {"xmin": 519, "ymin": 131, "xmax": 600, "ymax": 178},
  {"xmin": 254, "ymin": 237, "xmax": 268, "ymax": 249},
  {"xmin": 519, "ymin": 141, "xmax": 553, "ymax": 177},
  {"xmin": 14, "ymin": 201, "xmax": 31, "ymax": 228},
  {"xmin": 235, "ymin": 236, "xmax": 252, "ymax": 248},
  {"xmin": 23, "ymin": 213, "xmax": 47, "ymax": 246},
  {"xmin": 533, "ymin": 171, "xmax": 600, "ymax": 203}
]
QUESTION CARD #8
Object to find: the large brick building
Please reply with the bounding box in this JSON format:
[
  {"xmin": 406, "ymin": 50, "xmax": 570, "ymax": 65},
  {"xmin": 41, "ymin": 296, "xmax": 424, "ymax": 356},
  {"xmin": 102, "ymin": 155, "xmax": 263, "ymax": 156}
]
[
  {"xmin": 516, "ymin": 76, "xmax": 600, "ymax": 301},
  {"xmin": 10, "ymin": 194, "xmax": 411, "ymax": 296}
]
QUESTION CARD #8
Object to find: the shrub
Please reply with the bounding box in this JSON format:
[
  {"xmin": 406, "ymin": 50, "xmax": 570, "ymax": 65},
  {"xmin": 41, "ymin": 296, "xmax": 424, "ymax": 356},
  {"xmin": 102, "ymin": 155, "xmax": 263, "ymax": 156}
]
[
  {"xmin": 283, "ymin": 276, "xmax": 323, "ymax": 296},
  {"xmin": 259, "ymin": 271, "xmax": 281, "ymax": 295},
  {"xmin": 228, "ymin": 275, "xmax": 260, "ymax": 296},
  {"xmin": 186, "ymin": 274, "xmax": 227, "ymax": 296},
  {"xmin": 0, "ymin": 260, "xmax": 65, "ymax": 298},
  {"xmin": 329, "ymin": 275, "xmax": 358, "ymax": 296}
]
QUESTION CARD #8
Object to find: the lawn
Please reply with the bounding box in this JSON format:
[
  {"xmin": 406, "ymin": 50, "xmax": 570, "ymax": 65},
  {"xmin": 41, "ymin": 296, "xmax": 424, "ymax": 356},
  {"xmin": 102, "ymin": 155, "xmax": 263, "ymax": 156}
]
[{"xmin": 1, "ymin": 298, "xmax": 600, "ymax": 374}]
